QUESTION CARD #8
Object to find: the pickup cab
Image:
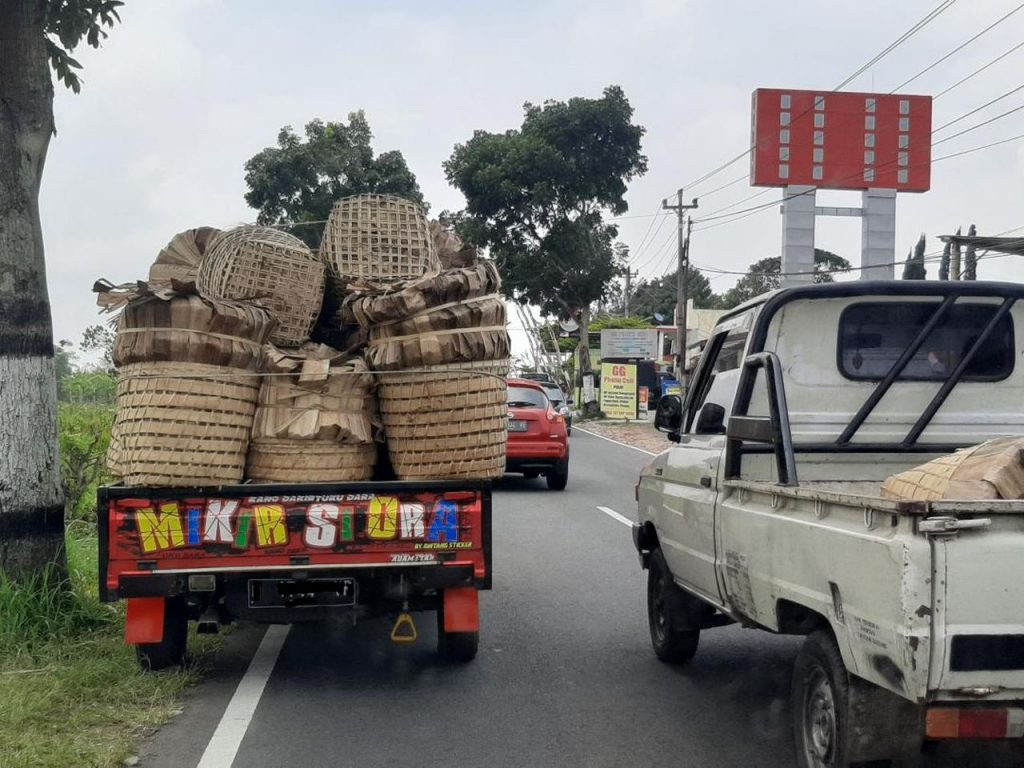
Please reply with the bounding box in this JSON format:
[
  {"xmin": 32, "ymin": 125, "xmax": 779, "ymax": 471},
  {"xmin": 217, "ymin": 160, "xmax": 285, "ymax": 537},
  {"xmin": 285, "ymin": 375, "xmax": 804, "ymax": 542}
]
[
  {"xmin": 633, "ymin": 281, "xmax": 1024, "ymax": 767},
  {"xmin": 100, "ymin": 480, "xmax": 490, "ymax": 669}
]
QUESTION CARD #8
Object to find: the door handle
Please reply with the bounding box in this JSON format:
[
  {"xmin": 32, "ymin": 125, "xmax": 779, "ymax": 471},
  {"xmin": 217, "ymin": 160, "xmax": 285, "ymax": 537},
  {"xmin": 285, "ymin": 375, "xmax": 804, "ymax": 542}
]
[{"xmin": 700, "ymin": 476, "xmax": 713, "ymax": 488}]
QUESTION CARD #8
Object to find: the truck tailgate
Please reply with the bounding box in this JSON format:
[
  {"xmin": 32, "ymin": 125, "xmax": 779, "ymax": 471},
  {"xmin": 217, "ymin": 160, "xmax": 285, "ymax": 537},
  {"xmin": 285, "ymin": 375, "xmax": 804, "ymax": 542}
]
[
  {"xmin": 927, "ymin": 506, "xmax": 1024, "ymax": 699},
  {"xmin": 99, "ymin": 482, "xmax": 491, "ymax": 598}
]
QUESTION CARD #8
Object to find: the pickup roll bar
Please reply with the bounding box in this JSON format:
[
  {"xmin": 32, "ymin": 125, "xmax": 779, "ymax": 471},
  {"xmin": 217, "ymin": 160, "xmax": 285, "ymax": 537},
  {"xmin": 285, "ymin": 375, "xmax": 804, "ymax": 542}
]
[
  {"xmin": 723, "ymin": 281, "xmax": 1024, "ymax": 486},
  {"xmin": 726, "ymin": 352, "xmax": 798, "ymax": 486}
]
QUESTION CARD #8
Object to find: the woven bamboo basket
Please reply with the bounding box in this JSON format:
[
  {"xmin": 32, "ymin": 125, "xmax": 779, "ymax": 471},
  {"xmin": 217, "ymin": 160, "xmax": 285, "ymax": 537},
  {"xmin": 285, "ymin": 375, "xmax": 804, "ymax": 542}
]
[
  {"xmin": 365, "ymin": 295, "xmax": 509, "ymax": 370},
  {"xmin": 247, "ymin": 441, "xmax": 376, "ymax": 483},
  {"xmin": 197, "ymin": 226, "xmax": 324, "ymax": 347},
  {"xmin": 148, "ymin": 227, "xmax": 220, "ymax": 288},
  {"xmin": 378, "ymin": 360, "xmax": 509, "ymax": 480},
  {"xmin": 343, "ymin": 261, "xmax": 501, "ymax": 326},
  {"xmin": 320, "ymin": 194, "xmax": 438, "ymax": 290},
  {"xmin": 110, "ymin": 362, "xmax": 259, "ymax": 486},
  {"xmin": 114, "ymin": 293, "xmax": 276, "ymax": 370},
  {"xmin": 882, "ymin": 436, "xmax": 1024, "ymax": 501}
]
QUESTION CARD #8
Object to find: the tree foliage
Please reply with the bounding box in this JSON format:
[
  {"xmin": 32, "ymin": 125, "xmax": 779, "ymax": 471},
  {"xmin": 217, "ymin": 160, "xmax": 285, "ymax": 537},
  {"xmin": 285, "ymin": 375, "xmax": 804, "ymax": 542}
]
[
  {"xmin": 445, "ymin": 85, "xmax": 646, "ymax": 396},
  {"xmin": 717, "ymin": 249, "xmax": 851, "ymax": 309},
  {"xmin": 244, "ymin": 114, "xmax": 424, "ymax": 248},
  {"xmin": 58, "ymin": 405, "xmax": 113, "ymax": 522},
  {"xmin": 902, "ymin": 234, "xmax": 927, "ymax": 280},
  {"xmin": 964, "ymin": 224, "xmax": 978, "ymax": 281},
  {"xmin": 43, "ymin": 0, "xmax": 122, "ymax": 93},
  {"xmin": 608, "ymin": 269, "xmax": 714, "ymax": 320}
]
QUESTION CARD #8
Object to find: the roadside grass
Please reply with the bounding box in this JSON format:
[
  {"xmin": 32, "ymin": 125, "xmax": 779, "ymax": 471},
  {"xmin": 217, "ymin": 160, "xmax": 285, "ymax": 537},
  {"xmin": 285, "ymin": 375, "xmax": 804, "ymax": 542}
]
[{"xmin": 0, "ymin": 531, "xmax": 222, "ymax": 768}]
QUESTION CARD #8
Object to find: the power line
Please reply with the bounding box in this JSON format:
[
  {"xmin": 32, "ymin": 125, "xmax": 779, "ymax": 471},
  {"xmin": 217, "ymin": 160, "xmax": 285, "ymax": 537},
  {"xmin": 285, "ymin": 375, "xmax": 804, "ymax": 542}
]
[
  {"xmin": 628, "ymin": 203, "xmax": 668, "ymax": 262},
  {"xmin": 933, "ymin": 102, "xmax": 1024, "ymax": 145},
  {"xmin": 630, "ymin": 210, "xmax": 673, "ymax": 267},
  {"xmin": 933, "ymin": 81, "xmax": 1024, "ymax": 132},
  {"xmin": 836, "ymin": 0, "xmax": 957, "ymax": 90},
  {"xmin": 889, "ymin": 2, "xmax": 1024, "ymax": 92},
  {"xmin": 935, "ymin": 39, "xmax": 1024, "ymax": 98}
]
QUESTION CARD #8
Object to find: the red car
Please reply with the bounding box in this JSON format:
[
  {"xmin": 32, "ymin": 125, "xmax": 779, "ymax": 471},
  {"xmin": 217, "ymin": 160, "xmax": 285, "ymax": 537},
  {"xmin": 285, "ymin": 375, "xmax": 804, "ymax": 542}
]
[{"xmin": 505, "ymin": 378, "xmax": 570, "ymax": 490}]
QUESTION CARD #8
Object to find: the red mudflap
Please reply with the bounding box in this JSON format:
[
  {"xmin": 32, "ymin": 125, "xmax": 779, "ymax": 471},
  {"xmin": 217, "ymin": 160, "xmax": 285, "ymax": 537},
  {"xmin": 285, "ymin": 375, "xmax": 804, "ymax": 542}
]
[
  {"xmin": 125, "ymin": 597, "xmax": 165, "ymax": 644},
  {"xmin": 443, "ymin": 587, "xmax": 480, "ymax": 633}
]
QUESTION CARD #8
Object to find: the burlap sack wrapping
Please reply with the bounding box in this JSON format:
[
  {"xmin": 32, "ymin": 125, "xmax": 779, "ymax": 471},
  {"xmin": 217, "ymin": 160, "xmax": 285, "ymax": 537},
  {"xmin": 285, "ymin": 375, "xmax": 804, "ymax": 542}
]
[
  {"xmin": 148, "ymin": 227, "xmax": 220, "ymax": 288},
  {"xmin": 109, "ymin": 362, "xmax": 259, "ymax": 486},
  {"xmin": 246, "ymin": 344, "xmax": 379, "ymax": 483},
  {"xmin": 378, "ymin": 360, "xmax": 509, "ymax": 481},
  {"xmin": 198, "ymin": 226, "xmax": 324, "ymax": 347},
  {"xmin": 113, "ymin": 291, "xmax": 276, "ymax": 370},
  {"xmin": 429, "ymin": 220, "xmax": 479, "ymax": 270},
  {"xmin": 365, "ymin": 295, "xmax": 509, "ymax": 370},
  {"xmin": 342, "ymin": 260, "xmax": 501, "ymax": 327},
  {"xmin": 881, "ymin": 436, "xmax": 1024, "ymax": 501}
]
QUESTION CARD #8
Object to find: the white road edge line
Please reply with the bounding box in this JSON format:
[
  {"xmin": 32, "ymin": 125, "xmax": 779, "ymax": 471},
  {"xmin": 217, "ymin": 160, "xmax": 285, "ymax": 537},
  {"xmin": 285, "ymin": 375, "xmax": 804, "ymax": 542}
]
[
  {"xmin": 196, "ymin": 624, "xmax": 291, "ymax": 768},
  {"xmin": 597, "ymin": 505, "xmax": 634, "ymax": 527},
  {"xmin": 574, "ymin": 426, "xmax": 658, "ymax": 456}
]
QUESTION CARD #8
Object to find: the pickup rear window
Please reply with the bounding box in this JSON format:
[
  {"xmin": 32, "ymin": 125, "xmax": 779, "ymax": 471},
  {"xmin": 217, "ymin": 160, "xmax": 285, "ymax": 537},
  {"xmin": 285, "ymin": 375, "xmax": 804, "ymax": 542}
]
[{"xmin": 839, "ymin": 302, "xmax": 1014, "ymax": 381}]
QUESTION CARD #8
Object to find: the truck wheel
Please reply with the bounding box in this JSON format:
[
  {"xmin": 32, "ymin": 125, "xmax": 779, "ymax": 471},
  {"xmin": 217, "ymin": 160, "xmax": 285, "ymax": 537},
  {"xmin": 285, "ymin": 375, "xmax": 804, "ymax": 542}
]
[
  {"xmin": 436, "ymin": 607, "xmax": 478, "ymax": 662},
  {"xmin": 546, "ymin": 470, "xmax": 568, "ymax": 491},
  {"xmin": 647, "ymin": 549, "xmax": 699, "ymax": 664},
  {"xmin": 136, "ymin": 597, "xmax": 188, "ymax": 671}
]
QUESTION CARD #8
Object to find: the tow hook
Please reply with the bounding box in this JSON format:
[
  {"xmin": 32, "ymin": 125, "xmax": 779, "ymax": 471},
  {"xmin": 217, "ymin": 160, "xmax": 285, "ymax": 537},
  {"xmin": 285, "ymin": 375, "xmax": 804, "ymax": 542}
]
[{"xmin": 390, "ymin": 602, "xmax": 418, "ymax": 644}]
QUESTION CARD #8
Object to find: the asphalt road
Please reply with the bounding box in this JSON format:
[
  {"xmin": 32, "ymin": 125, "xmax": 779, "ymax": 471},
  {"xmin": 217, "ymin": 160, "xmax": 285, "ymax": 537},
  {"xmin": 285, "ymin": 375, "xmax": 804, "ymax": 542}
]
[{"xmin": 140, "ymin": 429, "xmax": 1017, "ymax": 768}]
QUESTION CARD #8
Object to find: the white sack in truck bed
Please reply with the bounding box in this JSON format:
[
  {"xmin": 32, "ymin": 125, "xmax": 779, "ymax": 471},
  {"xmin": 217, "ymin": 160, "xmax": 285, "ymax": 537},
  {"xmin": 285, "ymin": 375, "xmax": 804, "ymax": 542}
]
[{"xmin": 881, "ymin": 436, "xmax": 1024, "ymax": 501}]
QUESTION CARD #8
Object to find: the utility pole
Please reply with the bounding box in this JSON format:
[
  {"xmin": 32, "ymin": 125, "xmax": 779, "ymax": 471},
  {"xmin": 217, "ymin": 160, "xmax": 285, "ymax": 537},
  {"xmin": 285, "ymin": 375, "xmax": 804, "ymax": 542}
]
[
  {"xmin": 623, "ymin": 267, "xmax": 637, "ymax": 317},
  {"xmin": 662, "ymin": 190, "xmax": 698, "ymax": 389}
]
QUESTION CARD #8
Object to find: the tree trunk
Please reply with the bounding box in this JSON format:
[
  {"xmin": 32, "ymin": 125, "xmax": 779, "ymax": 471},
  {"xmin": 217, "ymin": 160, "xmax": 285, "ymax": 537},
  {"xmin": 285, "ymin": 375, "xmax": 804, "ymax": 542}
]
[
  {"xmin": 0, "ymin": 0, "xmax": 66, "ymax": 578},
  {"xmin": 576, "ymin": 305, "xmax": 599, "ymax": 413}
]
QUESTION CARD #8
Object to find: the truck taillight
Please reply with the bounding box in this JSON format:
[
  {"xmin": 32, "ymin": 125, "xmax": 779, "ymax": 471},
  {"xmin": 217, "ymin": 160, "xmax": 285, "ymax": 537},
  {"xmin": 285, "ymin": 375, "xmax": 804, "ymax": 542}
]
[{"xmin": 927, "ymin": 707, "xmax": 1024, "ymax": 739}]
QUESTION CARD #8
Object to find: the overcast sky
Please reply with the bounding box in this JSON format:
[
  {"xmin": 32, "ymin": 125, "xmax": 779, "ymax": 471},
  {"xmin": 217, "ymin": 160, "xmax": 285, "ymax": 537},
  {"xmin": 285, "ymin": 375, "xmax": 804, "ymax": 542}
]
[{"xmin": 41, "ymin": 0, "xmax": 1024, "ymax": 355}]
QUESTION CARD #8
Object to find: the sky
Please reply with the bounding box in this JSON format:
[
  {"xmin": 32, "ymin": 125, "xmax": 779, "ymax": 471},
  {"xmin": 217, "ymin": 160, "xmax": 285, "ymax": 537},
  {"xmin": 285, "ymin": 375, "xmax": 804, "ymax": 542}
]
[{"xmin": 40, "ymin": 0, "xmax": 1024, "ymax": 360}]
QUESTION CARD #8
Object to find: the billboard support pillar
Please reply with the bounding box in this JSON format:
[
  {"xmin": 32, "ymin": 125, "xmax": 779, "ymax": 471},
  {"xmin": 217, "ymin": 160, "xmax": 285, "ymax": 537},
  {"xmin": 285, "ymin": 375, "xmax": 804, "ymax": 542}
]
[
  {"xmin": 861, "ymin": 188, "xmax": 897, "ymax": 280},
  {"xmin": 780, "ymin": 185, "xmax": 816, "ymax": 287}
]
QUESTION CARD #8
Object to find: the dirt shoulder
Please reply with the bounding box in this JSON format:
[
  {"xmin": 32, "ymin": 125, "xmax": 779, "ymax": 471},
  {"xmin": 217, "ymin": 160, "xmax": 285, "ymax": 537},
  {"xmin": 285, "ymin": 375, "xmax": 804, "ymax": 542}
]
[{"xmin": 575, "ymin": 419, "xmax": 670, "ymax": 455}]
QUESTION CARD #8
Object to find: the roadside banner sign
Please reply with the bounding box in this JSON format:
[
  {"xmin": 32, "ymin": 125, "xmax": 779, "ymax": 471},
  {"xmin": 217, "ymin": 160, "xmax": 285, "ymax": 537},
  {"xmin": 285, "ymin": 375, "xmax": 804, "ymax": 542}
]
[
  {"xmin": 600, "ymin": 363, "xmax": 637, "ymax": 419},
  {"xmin": 638, "ymin": 386, "xmax": 649, "ymax": 418},
  {"xmin": 600, "ymin": 329, "xmax": 660, "ymax": 360},
  {"xmin": 662, "ymin": 379, "xmax": 681, "ymax": 397}
]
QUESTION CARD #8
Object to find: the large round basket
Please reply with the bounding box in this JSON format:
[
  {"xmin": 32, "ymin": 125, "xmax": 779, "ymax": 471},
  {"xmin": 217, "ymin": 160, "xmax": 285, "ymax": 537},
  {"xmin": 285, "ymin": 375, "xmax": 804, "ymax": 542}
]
[
  {"xmin": 247, "ymin": 440, "xmax": 376, "ymax": 483},
  {"xmin": 320, "ymin": 194, "xmax": 437, "ymax": 287},
  {"xmin": 197, "ymin": 226, "xmax": 324, "ymax": 347},
  {"xmin": 111, "ymin": 362, "xmax": 259, "ymax": 486},
  {"xmin": 378, "ymin": 360, "xmax": 509, "ymax": 481},
  {"xmin": 365, "ymin": 295, "xmax": 509, "ymax": 370},
  {"xmin": 114, "ymin": 295, "xmax": 275, "ymax": 370}
]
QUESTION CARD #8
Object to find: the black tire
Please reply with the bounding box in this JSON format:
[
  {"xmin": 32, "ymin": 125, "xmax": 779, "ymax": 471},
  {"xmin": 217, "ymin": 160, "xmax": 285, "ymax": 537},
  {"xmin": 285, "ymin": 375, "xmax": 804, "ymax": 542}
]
[
  {"xmin": 546, "ymin": 470, "xmax": 568, "ymax": 490},
  {"xmin": 436, "ymin": 606, "xmax": 479, "ymax": 663},
  {"xmin": 136, "ymin": 598, "xmax": 188, "ymax": 671},
  {"xmin": 647, "ymin": 549, "xmax": 699, "ymax": 664}
]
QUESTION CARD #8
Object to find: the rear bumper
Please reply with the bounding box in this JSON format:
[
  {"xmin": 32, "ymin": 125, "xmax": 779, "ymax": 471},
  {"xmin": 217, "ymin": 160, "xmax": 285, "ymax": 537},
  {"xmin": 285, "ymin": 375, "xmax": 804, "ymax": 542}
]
[
  {"xmin": 507, "ymin": 439, "xmax": 568, "ymax": 461},
  {"xmin": 927, "ymin": 704, "xmax": 1024, "ymax": 740}
]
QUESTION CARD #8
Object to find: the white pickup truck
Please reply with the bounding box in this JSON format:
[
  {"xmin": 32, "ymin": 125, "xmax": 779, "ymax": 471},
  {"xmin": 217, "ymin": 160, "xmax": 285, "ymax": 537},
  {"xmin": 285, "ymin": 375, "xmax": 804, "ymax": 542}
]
[{"xmin": 633, "ymin": 281, "xmax": 1024, "ymax": 767}]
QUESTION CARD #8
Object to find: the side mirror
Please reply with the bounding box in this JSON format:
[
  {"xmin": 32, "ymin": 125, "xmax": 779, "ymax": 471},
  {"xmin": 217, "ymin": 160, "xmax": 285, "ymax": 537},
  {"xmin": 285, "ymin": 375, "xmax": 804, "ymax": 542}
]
[
  {"xmin": 694, "ymin": 402, "xmax": 726, "ymax": 435},
  {"xmin": 654, "ymin": 394, "xmax": 683, "ymax": 435},
  {"xmin": 558, "ymin": 405, "xmax": 570, "ymax": 416}
]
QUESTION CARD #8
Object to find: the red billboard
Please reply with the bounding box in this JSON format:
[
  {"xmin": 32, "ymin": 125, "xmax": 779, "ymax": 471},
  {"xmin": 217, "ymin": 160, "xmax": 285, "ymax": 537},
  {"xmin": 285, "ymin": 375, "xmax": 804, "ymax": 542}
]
[{"xmin": 750, "ymin": 88, "xmax": 932, "ymax": 192}]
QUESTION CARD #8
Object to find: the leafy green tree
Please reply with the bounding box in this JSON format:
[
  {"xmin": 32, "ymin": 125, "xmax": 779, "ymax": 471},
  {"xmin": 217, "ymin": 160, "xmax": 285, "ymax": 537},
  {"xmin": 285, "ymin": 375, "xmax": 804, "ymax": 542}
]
[
  {"xmin": 963, "ymin": 224, "xmax": 978, "ymax": 281},
  {"xmin": 939, "ymin": 240, "xmax": 951, "ymax": 281},
  {"xmin": 80, "ymin": 323, "xmax": 116, "ymax": 374},
  {"xmin": 58, "ymin": 405, "xmax": 113, "ymax": 522},
  {"xmin": 609, "ymin": 269, "xmax": 715, "ymax": 320},
  {"xmin": 244, "ymin": 114, "xmax": 424, "ymax": 248},
  {"xmin": 902, "ymin": 234, "xmax": 927, "ymax": 280},
  {"xmin": 718, "ymin": 249, "xmax": 851, "ymax": 309},
  {"xmin": 1, "ymin": 0, "xmax": 122, "ymax": 579},
  {"xmin": 445, "ymin": 85, "xmax": 647, "ymax": 406}
]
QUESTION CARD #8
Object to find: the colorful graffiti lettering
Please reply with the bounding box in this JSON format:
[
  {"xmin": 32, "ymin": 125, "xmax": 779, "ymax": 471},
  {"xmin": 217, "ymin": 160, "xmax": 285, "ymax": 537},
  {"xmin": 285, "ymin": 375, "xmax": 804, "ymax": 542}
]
[{"xmin": 129, "ymin": 495, "xmax": 471, "ymax": 555}]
